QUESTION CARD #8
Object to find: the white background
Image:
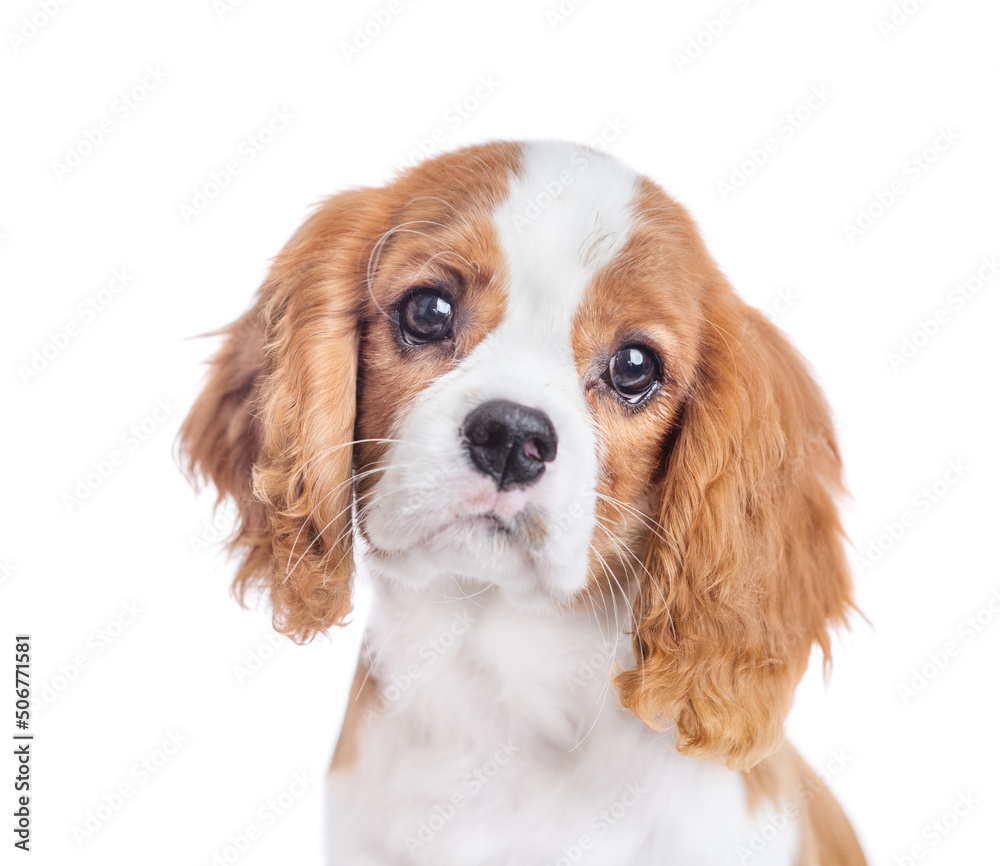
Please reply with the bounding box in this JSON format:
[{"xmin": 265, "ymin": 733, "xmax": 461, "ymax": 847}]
[{"xmin": 2, "ymin": 0, "xmax": 998, "ymax": 863}]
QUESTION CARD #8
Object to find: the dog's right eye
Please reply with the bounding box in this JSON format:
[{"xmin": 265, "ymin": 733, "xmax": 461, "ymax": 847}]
[{"xmin": 398, "ymin": 289, "xmax": 454, "ymax": 345}]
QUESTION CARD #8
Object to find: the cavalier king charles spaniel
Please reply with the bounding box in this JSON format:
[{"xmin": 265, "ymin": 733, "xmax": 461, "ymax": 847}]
[{"xmin": 181, "ymin": 140, "xmax": 865, "ymax": 865}]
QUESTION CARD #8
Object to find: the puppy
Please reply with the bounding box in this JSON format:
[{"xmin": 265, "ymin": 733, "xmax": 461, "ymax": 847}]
[{"xmin": 181, "ymin": 140, "xmax": 866, "ymax": 865}]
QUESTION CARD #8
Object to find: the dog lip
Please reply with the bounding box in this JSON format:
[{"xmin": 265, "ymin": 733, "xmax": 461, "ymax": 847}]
[
  {"xmin": 473, "ymin": 512, "xmax": 511, "ymax": 533},
  {"xmin": 464, "ymin": 510, "xmax": 549, "ymax": 548},
  {"xmin": 425, "ymin": 512, "xmax": 520, "ymax": 546},
  {"xmin": 403, "ymin": 504, "xmax": 551, "ymax": 552}
]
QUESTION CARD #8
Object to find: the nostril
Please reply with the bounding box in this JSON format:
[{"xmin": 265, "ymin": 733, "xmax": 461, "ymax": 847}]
[
  {"xmin": 523, "ymin": 438, "xmax": 542, "ymax": 461},
  {"xmin": 471, "ymin": 422, "xmax": 506, "ymax": 450}
]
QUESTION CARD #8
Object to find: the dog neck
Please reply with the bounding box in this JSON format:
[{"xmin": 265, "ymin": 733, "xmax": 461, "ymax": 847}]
[{"xmin": 358, "ymin": 571, "xmax": 636, "ymax": 752}]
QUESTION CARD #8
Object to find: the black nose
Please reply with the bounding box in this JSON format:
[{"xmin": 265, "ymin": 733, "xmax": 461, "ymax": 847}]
[{"xmin": 462, "ymin": 400, "xmax": 558, "ymax": 490}]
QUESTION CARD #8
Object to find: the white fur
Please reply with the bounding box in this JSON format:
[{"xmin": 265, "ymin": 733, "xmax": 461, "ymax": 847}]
[
  {"xmin": 329, "ymin": 143, "xmax": 801, "ymax": 864},
  {"xmin": 327, "ymin": 580, "xmax": 800, "ymax": 865}
]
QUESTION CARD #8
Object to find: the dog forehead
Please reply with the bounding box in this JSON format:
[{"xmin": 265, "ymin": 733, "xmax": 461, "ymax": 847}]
[{"xmin": 488, "ymin": 142, "xmax": 639, "ymax": 347}]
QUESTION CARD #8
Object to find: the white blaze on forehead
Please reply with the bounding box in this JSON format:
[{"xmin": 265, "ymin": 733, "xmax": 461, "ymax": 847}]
[{"xmin": 490, "ymin": 141, "xmax": 639, "ymax": 350}]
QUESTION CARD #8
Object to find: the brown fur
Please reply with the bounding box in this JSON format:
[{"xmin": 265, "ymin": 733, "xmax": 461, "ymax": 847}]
[
  {"xmin": 604, "ymin": 179, "xmax": 855, "ymax": 772},
  {"xmin": 567, "ymin": 176, "xmax": 856, "ymax": 771},
  {"xmin": 180, "ymin": 188, "xmax": 387, "ymax": 639},
  {"xmin": 745, "ymin": 744, "xmax": 866, "ymax": 865},
  {"xmin": 330, "ymin": 655, "xmax": 375, "ymax": 772},
  {"xmin": 572, "ymin": 180, "xmax": 703, "ymax": 592},
  {"xmin": 179, "ymin": 143, "xmax": 521, "ymax": 640}
]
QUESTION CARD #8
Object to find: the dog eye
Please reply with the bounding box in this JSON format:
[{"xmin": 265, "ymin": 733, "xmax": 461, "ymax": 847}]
[
  {"xmin": 607, "ymin": 344, "xmax": 660, "ymax": 403},
  {"xmin": 398, "ymin": 289, "xmax": 454, "ymax": 345}
]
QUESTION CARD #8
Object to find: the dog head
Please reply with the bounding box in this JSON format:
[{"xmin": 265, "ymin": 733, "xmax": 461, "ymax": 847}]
[{"xmin": 180, "ymin": 140, "xmax": 854, "ymax": 769}]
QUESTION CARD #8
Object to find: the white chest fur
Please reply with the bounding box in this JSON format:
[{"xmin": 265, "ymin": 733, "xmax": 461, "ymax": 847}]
[{"xmin": 326, "ymin": 579, "xmax": 800, "ymax": 865}]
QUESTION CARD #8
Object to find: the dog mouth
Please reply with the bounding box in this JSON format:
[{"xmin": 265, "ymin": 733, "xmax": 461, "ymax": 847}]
[
  {"xmin": 480, "ymin": 507, "xmax": 549, "ymax": 548},
  {"xmin": 360, "ymin": 467, "xmax": 558, "ymax": 562},
  {"xmin": 417, "ymin": 507, "xmax": 550, "ymax": 550},
  {"xmin": 470, "ymin": 512, "xmax": 511, "ymax": 533}
]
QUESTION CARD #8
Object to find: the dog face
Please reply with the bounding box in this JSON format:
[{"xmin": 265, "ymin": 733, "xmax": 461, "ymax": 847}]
[
  {"xmin": 356, "ymin": 144, "xmax": 698, "ymax": 611},
  {"xmin": 180, "ymin": 140, "xmax": 853, "ymax": 769}
]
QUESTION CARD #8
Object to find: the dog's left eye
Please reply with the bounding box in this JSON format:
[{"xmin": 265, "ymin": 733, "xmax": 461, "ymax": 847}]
[
  {"xmin": 607, "ymin": 344, "xmax": 660, "ymax": 403},
  {"xmin": 398, "ymin": 289, "xmax": 454, "ymax": 345}
]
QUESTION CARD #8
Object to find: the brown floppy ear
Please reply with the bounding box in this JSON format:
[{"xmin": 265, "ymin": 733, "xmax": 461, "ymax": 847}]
[
  {"xmin": 179, "ymin": 189, "xmax": 383, "ymax": 642},
  {"xmin": 615, "ymin": 279, "xmax": 854, "ymax": 770}
]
